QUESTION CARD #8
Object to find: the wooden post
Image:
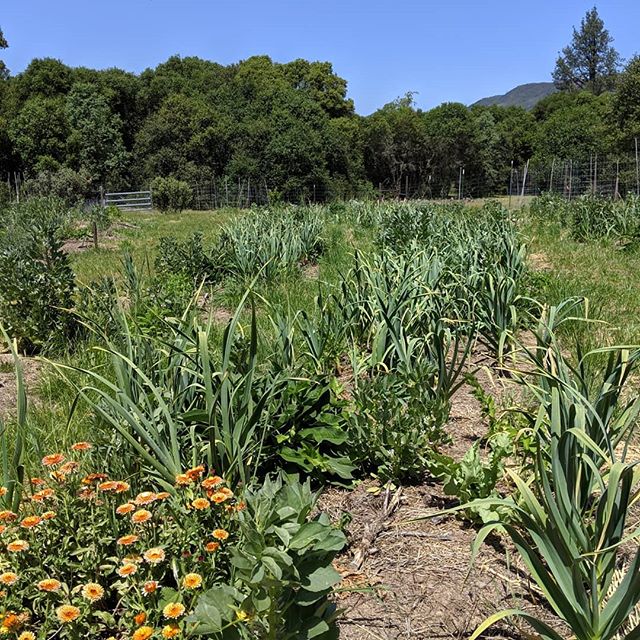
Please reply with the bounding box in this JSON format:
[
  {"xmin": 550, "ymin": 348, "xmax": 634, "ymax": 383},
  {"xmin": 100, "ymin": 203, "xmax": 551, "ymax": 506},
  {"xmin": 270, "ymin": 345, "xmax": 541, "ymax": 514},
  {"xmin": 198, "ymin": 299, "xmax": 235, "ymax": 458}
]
[
  {"xmin": 615, "ymin": 159, "xmax": 620, "ymax": 200},
  {"xmin": 458, "ymin": 167, "xmax": 463, "ymax": 200},
  {"xmin": 520, "ymin": 159, "xmax": 529, "ymax": 199},
  {"xmin": 549, "ymin": 158, "xmax": 555, "ymax": 193}
]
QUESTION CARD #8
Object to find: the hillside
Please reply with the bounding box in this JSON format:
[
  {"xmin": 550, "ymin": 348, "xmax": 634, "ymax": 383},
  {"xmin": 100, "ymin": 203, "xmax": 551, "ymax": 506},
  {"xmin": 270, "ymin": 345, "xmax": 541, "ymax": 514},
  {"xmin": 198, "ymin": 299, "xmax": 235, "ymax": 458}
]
[{"xmin": 473, "ymin": 82, "xmax": 557, "ymax": 110}]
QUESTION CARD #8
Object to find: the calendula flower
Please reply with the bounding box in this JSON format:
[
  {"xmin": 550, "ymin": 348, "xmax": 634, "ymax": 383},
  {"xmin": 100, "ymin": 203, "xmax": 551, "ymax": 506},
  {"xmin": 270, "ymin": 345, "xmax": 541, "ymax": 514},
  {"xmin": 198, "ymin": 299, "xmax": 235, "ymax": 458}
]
[
  {"xmin": 182, "ymin": 573, "xmax": 202, "ymax": 590},
  {"xmin": 42, "ymin": 510, "xmax": 56, "ymax": 520},
  {"xmin": 116, "ymin": 503, "xmax": 135, "ymax": 515},
  {"xmin": 186, "ymin": 465, "xmax": 205, "ymax": 480},
  {"xmin": 143, "ymin": 580, "xmax": 158, "ymax": 595},
  {"xmin": 133, "ymin": 626, "xmax": 154, "ymax": 640},
  {"xmin": 30, "ymin": 477, "xmax": 45, "ymax": 486},
  {"xmin": 0, "ymin": 511, "xmax": 17, "ymax": 522},
  {"xmin": 81, "ymin": 582, "xmax": 104, "ymax": 602},
  {"xmin": 175, "ymin": 473, "xmax": 192, "ymax": 487},
  {"xmin": 116, "ymin": 563, "xmax": 138, "ymax": 578},
  {"xmin": 71, "ymin": 441, "xmax": 92, "ymax": 451},
  {"xmin": 131, "ymin": 509, "xmax": 152, "ymax": 524},
  {"xmin": 38, "ymin": 578, "xmax": 62, "ymax": 592},
  {"xmin": 191, "ymin": 498, "xmax": 210, "ymax": 510},
  {"xmin": 117, "ymin": 534, "xmax": 139, "ymax": 546},
  {"xmin": 162, "ymin": 624, "xmax": 180, "ymax": 638},
  {"xmin": 209, "ymin": 490, "xmax": 232, "ymax": 504},
  {"xmin": 134, "ymin": 492, "xmax": 157, "ymax": 505},
  {"xmin": 134, "ymin": 612, "xmax": 147, "ymax": 626},
  {"xmin": 20, "ymin": 516, "xmax": 41, "ymax": 529},
  {"xmin": 143, "ymin": 547, "xmax": 165, "ymax": 564},
  {"xmin": 56, "ymin": 605, "xmax": 81, "ymax": 623},
  {"xmin": 156, "ymin": 491, "xmax": 171, "ymax": 501},
  {"xmin": 7, "ymin": 540, "xmax": 29, "ymax": 553},
  {"xmin": 201, "ymin": 476, "xmax": 223, "ymax": 490},
  {"xmin": 2, "ymin": 613, "xmax": 21, "ymax": 631},
  {"xmin": 212, "ymin": 529, "xmax": 229, "ymax": 541},
  {"xmin": 98, "ymin": 480, "xmax": 130, "ymax": 493},
  {"xmin": 163, "ymin": 603, "xmax": 185, "ymax": 619},
  {"xmin": 205, "ymin": 541, "xmax": 220, "ymax": 553},
  {"xmin": 0, "ymin": 572, "xmax": 18, "ymax": 586},
  {"xmin": 18, "ymin": 632, "xmax": 35, "ymax": 640},
  {"xmin": 49, "ymin": 470, "xmax": 67, "ymax": 483},
  {"xmin": 32, "ymin": 487, "xmax": 55, "ymax": 502},
  {"xmin": 82, "ymin": 473, "xmax": 108, "ymax": 485},
  {"xmin": 42, "ymin": 453, "xmax": 65, "ymax": 467},
  {"xmin": 0, "ymin": 487, "xmax": 6, "ymax": 497},
  {"xmin": 59, "ymin": 461, "xmax": 79, "ymax": 475},
  {"xmin": 78, "ymin": 487, "xmax": 95, "ymax": 501}
]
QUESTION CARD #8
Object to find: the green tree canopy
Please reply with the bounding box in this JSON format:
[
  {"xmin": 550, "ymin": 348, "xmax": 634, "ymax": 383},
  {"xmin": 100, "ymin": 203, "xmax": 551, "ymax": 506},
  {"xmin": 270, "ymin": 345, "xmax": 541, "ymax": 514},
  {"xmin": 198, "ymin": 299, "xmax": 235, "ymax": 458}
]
[{"xmin": 552, "ymin": 7, "xmax": 620, "ymax": 95}]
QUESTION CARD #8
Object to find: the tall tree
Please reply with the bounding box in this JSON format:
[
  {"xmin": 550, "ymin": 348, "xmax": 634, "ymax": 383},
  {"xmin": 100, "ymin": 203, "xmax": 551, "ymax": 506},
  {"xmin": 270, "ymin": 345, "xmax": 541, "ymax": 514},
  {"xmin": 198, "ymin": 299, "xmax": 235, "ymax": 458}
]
[
  {"xmin": 553, "ymin": 7, "xmax": 620, "ymax": 95},
  {"xmin": 0, "ymin": 27, "xmax": 8, "ymax": 79}
]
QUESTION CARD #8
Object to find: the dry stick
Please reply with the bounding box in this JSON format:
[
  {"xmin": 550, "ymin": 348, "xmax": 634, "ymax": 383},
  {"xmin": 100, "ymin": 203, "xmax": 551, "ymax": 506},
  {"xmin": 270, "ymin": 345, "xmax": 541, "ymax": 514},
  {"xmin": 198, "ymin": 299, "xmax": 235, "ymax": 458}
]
[{"xmin": 350, "ymin": 487, "xmax": 402, "ymax": 571}]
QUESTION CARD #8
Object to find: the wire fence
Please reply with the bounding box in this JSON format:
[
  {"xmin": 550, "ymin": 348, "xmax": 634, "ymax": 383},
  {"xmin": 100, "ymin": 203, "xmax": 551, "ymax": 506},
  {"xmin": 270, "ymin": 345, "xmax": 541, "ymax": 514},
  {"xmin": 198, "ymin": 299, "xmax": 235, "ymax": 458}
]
[{"xmin": 5, "ymin": 152, "xmax": 640, "ymax": 210}]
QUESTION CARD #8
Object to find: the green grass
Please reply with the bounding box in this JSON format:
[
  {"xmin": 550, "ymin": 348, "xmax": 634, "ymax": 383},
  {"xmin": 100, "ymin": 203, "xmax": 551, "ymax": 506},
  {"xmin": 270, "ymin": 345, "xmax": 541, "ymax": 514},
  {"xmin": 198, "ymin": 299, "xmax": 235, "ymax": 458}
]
[{"xmin": 525, "ymin": 217, "xmax": 640, "ymax": 347}]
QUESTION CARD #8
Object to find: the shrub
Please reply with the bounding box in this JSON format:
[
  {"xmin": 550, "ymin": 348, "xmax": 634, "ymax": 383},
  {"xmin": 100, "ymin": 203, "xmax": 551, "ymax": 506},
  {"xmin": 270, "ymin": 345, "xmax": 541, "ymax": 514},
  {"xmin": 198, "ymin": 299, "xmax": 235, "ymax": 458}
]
[
  {"xmin": 0, "ymin": 198, "xmax": 76, "ymax": 353},
  {"xmin": 21, "ymin": 167, "xmax": 93, "ymax": 207},
  {"xmin": 151, "ymin": 177, "xmax": 193, "ymax": 212}
]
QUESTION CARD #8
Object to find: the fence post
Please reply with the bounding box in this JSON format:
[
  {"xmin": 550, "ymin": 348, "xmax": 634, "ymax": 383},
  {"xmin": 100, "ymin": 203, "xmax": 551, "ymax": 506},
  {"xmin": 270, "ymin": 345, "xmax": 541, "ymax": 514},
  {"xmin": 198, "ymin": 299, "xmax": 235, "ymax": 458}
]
[
  {"xmin": 520, "ymin": 159, "xmax": 529, "ymax": 200},
  {"xmin": 458, "ymin": 167, "xmax": 463, "ymax": 200},
  {"xmin": 568, "ymin": 160, "xmax": 573, "ymax": 201},
  {"xmin": 636, "ymin": 137, "xmax": 639, "ymax": 196},
  {"xmin": 549, "ymin": 158, "xmax": 555, "ymax": 193},
  {"xmin": 615, "ymin": 159, "xmax": 620, "ymax": 200}
]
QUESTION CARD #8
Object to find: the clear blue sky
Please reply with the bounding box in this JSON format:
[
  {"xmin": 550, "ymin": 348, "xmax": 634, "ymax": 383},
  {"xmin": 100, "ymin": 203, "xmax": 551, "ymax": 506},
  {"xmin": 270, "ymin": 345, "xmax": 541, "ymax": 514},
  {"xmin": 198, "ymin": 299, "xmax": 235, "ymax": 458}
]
[{"xmin": 2, "ymin": 0, "xmax": 638, "ymax": 114}]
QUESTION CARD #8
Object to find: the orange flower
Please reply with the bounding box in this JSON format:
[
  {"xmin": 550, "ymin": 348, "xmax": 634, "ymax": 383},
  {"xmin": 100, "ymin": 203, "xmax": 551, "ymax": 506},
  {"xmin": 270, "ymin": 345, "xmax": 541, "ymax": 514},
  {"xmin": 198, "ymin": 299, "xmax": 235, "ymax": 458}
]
[
  {"xmin": 82, "ymin": 473, "xmax": 108, "ymax": 485},
  {"xmin": 81, "ymin": 582, "xmax": 105, "ymax": 602},
  {"xmin": 143, "ymin": 580, "xmax": 158, "ymax": 595},
  {"xmin": 134, "ymin": 492, "xmax": 157, "ymax": 505},
  {"xmin": 20, "ymin": 516, "xmax": 42, "ymax": 529},
  {"xmin": 212, "ymin": 529, "xmax": 229, "ymax": 541},
  {"xmin": 186, "ymin": 465, "xmax": 205, "ymax": 480},
  {"xmin": 78, "ymin": 487, "xmax": 95, "ymax": 501},
  {"xmin": 98, "ymin": 480, "xmax": 130, "ymax": 493},
  {"xmin": 42, "ymin": 453, "xmax": 65, "ymax": 467},
  {"xmin": 30, "ymin": 477, "xmax": 45, "ymax": 486},
  {"xmin": 191, "ymin": 498, "xmax": 210, "ymax": 511},
  {"xmin": 2, "ymin": 613, "xmax": 21, "ymax": 631},
  {"xmin": 0, "ymin": 510, "xmax": 17, "ymax": 522},
  {"xmin": 49, "ymin": 470, "xmax": 67, "ymax": 483},
  {"xmin": 0, "ymin": 487, "xmax": 6, "ymax": 497},
  {"xmin": 205, "ymin": 541, "xmax": 220, "ymax": 553},
  {"xmin": 71, "ymin": 441, "xmax": 92, "ymax": 451},
  {"xmin": 131, "ymin": 509, "xmax": 152, "ymax": 524},
  {"xmin": 42, "ymin": 510, "xmax": 56, "ymax": 520},
  {"xmin": 156, "ymin": 491, "xmax": 171, "ymax": 501},
  {"xmin": 134, "ymin": 612, "xmax": 147, "ymax": 626},
  {"xmin": 113, "ymin": 481, "xmax": 130, "ymax": 493},
  {"xmin": 162, "ymin": 624, "xmax": 180, "ymax": 638},
  {"xmin": 175, "ymin": 473, "xmax": 192, "ymax": 487},
  {"xmin": 0, "ymin": 572, "xmax": 18, "ymax": 586},
  {"xmin": 59, "ymin": 461, "xmax": 79, "ymax": 475},
  {"xmin": 201, "ymin": 476, "xmax": 223, "ymax": 490},
  {"xmin": 162, "ymin": 603, "xmax": 185, "ymax": 619},
  {"xmin": 117, "ymin": 534, "xmax": 139, "ymax": 546},
  {"xmin": 116, "ymin": 503, "xmax": 135, "ymax": 515},
  {"xmin": 38, "ymin": 578, "xmax": 62, "ymax": 592},
  {"xmin": 116, "ymin": 563, "xmax": 138, "ymax": 578},
  {"xmin": 32, "ymin": 487, "xmax": 55, "ymax": 502},
  {"xmin": 56, "ymin": 605, "xmax": 81, "ymax": 623},
  {"xmin": 7, "ymin": 540, "xmax": 29, "ymax": 553},
  {"xmin": 182, "ymin": 573, "xmax": 202, "ymax": 590},
  {"xmin": 143, "ymin": 547, "xmax": 166, "ymax": 564},
  {"xmin": 209, "ymin": 489, "xmax": 232, "ymax": 504},
  {"xmin": 133, "ymin": 626, "xmax": 154, "ymax": 640}
]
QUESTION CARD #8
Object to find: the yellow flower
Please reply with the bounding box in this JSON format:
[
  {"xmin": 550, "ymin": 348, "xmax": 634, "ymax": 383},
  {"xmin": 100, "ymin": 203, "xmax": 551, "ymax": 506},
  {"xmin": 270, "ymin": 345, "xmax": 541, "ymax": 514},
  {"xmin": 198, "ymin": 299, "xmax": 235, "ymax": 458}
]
[
  {"xmin": 236, "ymin": 610, "xmax": 249, "ymax": 621},
  {"xmin": 182, "ymin": 573, "xmax": 202, "ymax": 590},
  {"xmin": 131, "ymin": 509, "xmax": 152, "ymax": 524},
  {"xmin": 191, "ymin": 498, "xmax": 210, "ymax": 511},
  {"xmin": 162, "ymin": 624, "xmax": 180, "ymax": 638},
  {"xmin": 20, "ymin": 516, "xmax": 42, "ymax": 529},
  {"xmin": 81, "ymin": 582, "xmax": 104, "ymax": 602},
  {"xmin": 162, "ymin": 602, "xmax": 186, "ymax": 619},
  {"xmin": 117, "ymin": 534, "xmax": 139, "ymax": 546},
  {"xmin": 42, "ymin": 453, "xmax": 65, "ymax": 467},
  {"xmin": 6, "ymin": 540, "xmax": 29, "ymax": 553},
  {"xmin": 18, "ymin": 632, "xmax": 35, "ymax": 640},
  {"xmin": 56, "ymin": 605, "xmax": 81, "ymax": 623},
  {"xmin": 143, "ymin": 547, "xmax": 166, "ymax": 564},
  {"xmin": 116, "ymin": 563, "xmax": 138, "ymax": 578},
  {"xmin": 212, "ymin": 529, "xmax": 229, "ymax": 541},
  {"xmin": 0, "ymin": 573, "xmax": 17, "ymax": 586},
  {"xmin": 38, "ymin": 578, "xmax": 62, "ymax": 592},
  {"xmin": 70, "ymin": 441, "xmax": 92, "ymax": 451},
  {"xmin": 132, "ymin": 626, "xmax": 154, "ymax": 640}
]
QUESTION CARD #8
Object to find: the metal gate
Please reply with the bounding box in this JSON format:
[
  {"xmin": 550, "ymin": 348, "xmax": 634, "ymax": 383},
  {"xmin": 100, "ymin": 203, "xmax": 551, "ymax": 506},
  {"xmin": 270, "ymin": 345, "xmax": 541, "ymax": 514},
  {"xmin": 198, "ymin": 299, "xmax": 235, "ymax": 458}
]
[{"xmin": 104, "ymin": 190, "xmax": 153, "ymax": 211}]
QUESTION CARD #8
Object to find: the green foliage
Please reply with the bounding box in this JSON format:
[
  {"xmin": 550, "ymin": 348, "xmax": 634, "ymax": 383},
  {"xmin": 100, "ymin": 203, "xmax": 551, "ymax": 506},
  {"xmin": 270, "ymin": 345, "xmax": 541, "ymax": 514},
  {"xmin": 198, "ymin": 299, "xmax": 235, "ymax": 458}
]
[
  {"xmin": 0, "ymin": 197, "xmax": 76, "ymax": 353},
  {"xmin": 22, "ymin": 166, "xmax": 93, "ymax": 205},
  {"xmin": 151, "ymin": 176, "xmax": 193, "ymax": 212},
  {"xmin": 192, "ymin": 473, "xmax": 346, "ymax": 640}
]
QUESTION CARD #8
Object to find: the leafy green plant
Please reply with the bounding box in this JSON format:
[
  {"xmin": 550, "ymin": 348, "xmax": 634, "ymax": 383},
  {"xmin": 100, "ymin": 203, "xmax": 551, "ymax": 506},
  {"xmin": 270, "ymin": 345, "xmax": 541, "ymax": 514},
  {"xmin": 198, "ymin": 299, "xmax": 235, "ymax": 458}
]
[
  {"xmin": 151, "ymin": 176, "xmax": 193, "ymax": 212},
  {"xmin": 191, "ymin": 473, "xmax": 346, "ymax": 640}
]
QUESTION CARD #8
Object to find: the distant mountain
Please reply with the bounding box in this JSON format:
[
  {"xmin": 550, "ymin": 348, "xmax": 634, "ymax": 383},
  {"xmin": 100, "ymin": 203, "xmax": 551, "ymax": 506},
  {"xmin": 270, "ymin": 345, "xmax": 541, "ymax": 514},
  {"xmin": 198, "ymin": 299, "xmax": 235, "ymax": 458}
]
[{"xmin": 472, "ymin": 82, "xmax": 557, "ymax": 110}]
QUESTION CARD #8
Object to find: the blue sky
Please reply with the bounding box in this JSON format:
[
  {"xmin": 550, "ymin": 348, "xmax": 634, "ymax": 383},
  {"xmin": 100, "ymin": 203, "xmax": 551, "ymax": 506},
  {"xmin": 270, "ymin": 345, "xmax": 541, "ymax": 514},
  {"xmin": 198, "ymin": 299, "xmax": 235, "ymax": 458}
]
[{"xmin": 1, "ymin": 1, "xmax": 638, "ymax": 114}]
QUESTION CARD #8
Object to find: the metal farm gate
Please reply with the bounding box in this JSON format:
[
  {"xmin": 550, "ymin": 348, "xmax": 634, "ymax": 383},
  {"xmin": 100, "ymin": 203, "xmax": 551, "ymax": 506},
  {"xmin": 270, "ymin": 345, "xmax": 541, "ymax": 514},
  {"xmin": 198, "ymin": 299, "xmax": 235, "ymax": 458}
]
[{"xmin": 104, "ymin": 190, "xmax": 153, "ymax": 211}]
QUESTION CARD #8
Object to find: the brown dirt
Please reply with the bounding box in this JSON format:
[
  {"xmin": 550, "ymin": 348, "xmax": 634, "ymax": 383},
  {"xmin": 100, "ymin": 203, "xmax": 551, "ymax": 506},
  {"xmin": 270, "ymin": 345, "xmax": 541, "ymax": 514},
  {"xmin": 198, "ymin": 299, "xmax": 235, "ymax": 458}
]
[
  {"xmin": 527, "ymin": 252, "xmax": 552, "ymax": 271},
  {"xmin": 197, "ymin": 292, "xmax": 235, "ymax": 325},
  {"xmin": 0, "ymin": 352, "xmax": 42, "ymax": 419},
  {"xmin": 303, "ymin": 263, "xmax": 321, "ymax": 280},
  {"xmin": 319, "ymin": 347, "xmax": 559, "ymax": 639},
  {"xmin": 61, "ymin": 237, "xmax": 118, "ymax": 254}
]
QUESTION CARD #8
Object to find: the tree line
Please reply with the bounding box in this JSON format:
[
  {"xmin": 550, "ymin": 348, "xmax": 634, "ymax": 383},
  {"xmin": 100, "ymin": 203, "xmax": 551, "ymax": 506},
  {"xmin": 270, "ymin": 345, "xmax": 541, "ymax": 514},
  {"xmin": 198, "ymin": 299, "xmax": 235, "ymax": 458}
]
[{"xmin": 0, "ymin": 7, "xmax": 639, "ymax": 201}]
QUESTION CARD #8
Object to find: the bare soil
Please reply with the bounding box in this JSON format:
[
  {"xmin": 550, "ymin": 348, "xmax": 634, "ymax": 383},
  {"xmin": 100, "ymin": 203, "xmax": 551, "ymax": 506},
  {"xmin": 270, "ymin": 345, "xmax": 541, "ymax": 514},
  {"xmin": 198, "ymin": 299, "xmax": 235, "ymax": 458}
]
[{"xmin": 0, "ymin": 352, "xmax": 42, "ymax": 419}]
